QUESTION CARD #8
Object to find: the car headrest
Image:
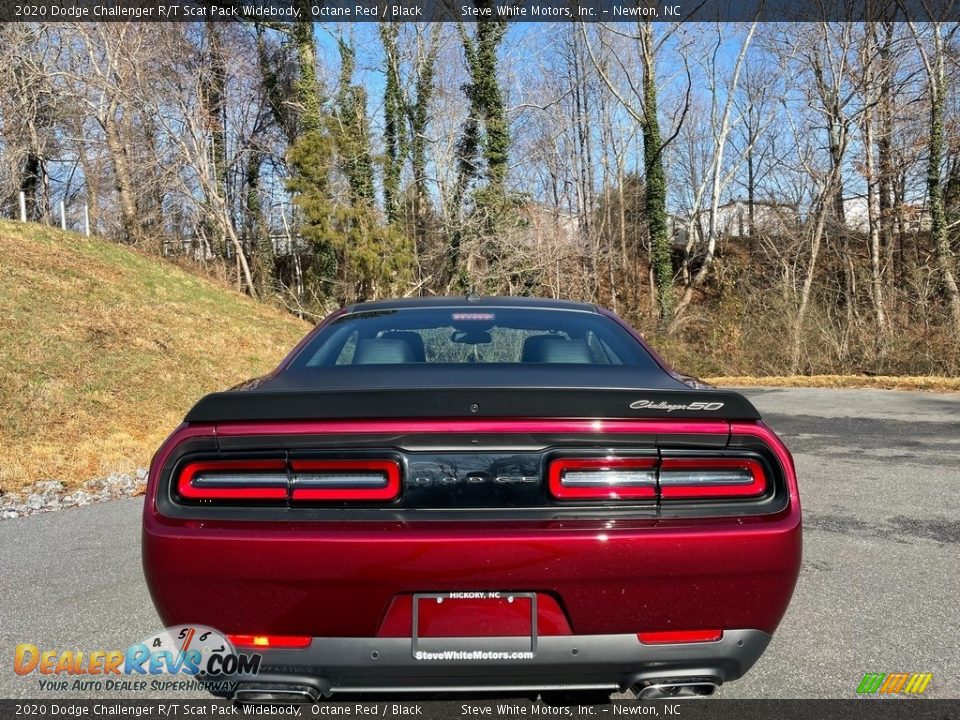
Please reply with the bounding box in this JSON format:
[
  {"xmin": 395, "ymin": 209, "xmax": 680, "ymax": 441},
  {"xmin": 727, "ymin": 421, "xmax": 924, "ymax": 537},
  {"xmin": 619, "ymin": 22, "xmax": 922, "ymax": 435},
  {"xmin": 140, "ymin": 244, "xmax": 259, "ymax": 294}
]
[
  {"xmin": 529, "ymin": 338, "xmax": 593, "ymax": 364},
  {"xmin": 379, "ymin": 331, "xmax": 426, "ymax": 362},
  {"xmin": 353, "ymin": 338, "xmax": 415, "ymax": 365},
  {"xmin": 520, "ymin": 335, "xmax": 558, "ymax": 362}
]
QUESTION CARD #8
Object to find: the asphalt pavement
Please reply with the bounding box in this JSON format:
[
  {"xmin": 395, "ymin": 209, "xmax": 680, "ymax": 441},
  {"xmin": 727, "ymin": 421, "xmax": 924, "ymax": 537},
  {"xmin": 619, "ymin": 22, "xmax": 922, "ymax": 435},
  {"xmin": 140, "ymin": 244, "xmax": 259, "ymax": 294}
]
[{"xmin": 1, "ymin": 388, "xmax": 957, "ymax": 701}]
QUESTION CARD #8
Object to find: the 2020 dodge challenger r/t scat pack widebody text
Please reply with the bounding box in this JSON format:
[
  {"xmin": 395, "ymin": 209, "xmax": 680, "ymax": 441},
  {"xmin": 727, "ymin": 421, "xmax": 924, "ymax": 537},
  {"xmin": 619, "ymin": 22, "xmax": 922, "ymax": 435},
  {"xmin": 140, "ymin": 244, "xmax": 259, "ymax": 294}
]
[{"xmin": 142, "ymin": 297, "xmax": 801, "ymax": 703}]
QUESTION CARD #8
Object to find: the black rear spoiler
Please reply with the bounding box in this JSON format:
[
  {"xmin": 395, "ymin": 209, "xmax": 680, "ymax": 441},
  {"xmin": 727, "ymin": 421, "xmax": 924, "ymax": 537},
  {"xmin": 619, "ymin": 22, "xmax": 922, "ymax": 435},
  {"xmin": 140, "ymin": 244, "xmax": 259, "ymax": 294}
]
[{"xmin": 184, "ymin": 387, "xmax": 760, "ymax": 423}]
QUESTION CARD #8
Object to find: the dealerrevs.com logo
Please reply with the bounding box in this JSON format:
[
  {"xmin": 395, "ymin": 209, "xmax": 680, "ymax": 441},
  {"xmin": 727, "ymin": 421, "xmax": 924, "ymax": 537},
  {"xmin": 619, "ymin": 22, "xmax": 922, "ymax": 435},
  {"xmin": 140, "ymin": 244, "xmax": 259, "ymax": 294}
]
[{"xmin": 14, "ymin": 625, "xmax": 260, "ymax": 693}]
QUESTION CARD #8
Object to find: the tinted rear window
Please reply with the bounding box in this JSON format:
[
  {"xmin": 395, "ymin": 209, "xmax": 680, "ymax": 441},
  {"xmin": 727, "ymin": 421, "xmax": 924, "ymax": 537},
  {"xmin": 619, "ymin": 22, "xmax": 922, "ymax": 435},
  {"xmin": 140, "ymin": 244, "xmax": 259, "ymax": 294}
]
[{"xmin": 290, "ymin": 308, "xmax": 659, "ymax": 368}]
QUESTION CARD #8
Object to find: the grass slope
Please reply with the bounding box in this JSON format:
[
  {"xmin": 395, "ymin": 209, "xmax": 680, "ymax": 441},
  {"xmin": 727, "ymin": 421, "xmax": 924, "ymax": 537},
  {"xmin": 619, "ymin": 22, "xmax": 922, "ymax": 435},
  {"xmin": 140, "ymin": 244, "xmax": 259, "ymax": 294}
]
[
  {"xmin": 706, "ymin": 375, "xmax": 960, "ymax": 391},
  {"xmin": 0, "ymin": 220, "xmax": 309, "ymax": 494}
]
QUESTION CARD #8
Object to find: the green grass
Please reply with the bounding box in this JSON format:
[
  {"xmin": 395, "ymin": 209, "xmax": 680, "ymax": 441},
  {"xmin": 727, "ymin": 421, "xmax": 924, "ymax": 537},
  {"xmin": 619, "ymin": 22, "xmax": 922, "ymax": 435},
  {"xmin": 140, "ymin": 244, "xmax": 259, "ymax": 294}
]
[{"xmin": 0, "ymin": 220, "xmax": 310, "ymax": 493}]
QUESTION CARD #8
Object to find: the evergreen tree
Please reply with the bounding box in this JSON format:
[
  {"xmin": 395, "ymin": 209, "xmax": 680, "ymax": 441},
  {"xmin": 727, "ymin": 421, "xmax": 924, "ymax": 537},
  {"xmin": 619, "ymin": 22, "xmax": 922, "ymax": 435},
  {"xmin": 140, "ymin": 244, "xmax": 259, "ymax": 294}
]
[
  {"xmin": 334, "ymin": 39, "xmax": 375, "ymax": 204},
  {"xmin": 380, "ymin": 25, "xmax": 408, "ymax": 226}
]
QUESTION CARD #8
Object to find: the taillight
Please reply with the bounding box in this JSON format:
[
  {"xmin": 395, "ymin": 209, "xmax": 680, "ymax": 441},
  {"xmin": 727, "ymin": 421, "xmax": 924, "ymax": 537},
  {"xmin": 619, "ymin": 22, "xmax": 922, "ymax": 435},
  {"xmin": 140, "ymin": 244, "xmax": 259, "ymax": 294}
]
[
  {"xmin": 290, "ymin": 460, "xmax": 400, "ymax": 501},
  {"xmin": 659, "ymin": 457, "xmax": 766, "ymax": 499},
  {"xmin": 548, "ymin": 457, "xmax": 657, "ymax": 500},
  {"xmin": 177, "ymin": 460, "xmax": 288, "ymax": 501},
  {"xmin": 176, "ymin": 458, "xmax": 401, "ymax": 502},
  {"xmin": 228, "ymin": 634, "xmax": 312, "ymax": 649},
  {"xmin": 547, "ymin": 456, "xmax": 768, "ymax": 502},
  {"xmin": 637, "ymin": 629, "xmax": 722, "ymax": 644}
]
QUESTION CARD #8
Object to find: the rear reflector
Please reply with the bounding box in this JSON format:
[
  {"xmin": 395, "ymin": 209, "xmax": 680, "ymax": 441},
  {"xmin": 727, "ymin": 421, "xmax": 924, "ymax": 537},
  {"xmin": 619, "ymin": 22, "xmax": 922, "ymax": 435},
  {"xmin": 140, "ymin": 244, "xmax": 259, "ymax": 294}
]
[
  {"xmin": 637, "ymin": 629, "xmax": 723, "ymax": 644},
  {"xmin": 290, "ymin": 460, "xmax": 400, "ymax": 501},
  {"xmin": 548, "ymin": 458, "xmax": 657, "ymax": 500},
  {"xmin": 177, "ymin": 460, "xmax": 288, "ymax": 501},
  {"xmin": 227, "ymin": 634, "xmax": 312, "ymax": 649},
  {"xmin": 659, "ymin": 458, "xmax": 766, "ymax": 499}
]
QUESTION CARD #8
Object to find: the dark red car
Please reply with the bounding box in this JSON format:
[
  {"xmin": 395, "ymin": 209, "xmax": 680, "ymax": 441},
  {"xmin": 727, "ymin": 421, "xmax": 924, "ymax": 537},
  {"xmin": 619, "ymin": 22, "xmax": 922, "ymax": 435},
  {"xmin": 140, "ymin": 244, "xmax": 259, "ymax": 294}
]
[{"xmin": 142, "ymin": 297, "xmax": 801, "ymax": 704}]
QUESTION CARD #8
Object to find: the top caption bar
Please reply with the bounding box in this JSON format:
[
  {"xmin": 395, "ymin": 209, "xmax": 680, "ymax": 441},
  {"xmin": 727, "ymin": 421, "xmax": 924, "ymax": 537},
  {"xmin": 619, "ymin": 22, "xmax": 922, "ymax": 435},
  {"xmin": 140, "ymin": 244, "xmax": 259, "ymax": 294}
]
[{"xmin": 3, "ymin": 0, "xmax": 960, "ymax": 22}]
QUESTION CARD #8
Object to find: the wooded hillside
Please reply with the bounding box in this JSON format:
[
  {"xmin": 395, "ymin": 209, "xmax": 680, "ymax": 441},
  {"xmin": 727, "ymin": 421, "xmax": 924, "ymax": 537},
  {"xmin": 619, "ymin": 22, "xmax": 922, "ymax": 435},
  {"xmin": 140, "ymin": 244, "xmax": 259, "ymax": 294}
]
[{"xmin": 2, "ymin": 19, "xmax": 959, "ymax": 374}]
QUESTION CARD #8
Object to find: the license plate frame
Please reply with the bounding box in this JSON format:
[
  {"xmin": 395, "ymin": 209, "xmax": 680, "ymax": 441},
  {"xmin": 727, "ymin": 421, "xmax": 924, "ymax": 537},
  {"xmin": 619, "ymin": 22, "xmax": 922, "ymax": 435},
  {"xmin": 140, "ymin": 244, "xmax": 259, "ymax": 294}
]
[{"xmin": 411, "ymin": 592, "xmax": 538, "ymax": 658}]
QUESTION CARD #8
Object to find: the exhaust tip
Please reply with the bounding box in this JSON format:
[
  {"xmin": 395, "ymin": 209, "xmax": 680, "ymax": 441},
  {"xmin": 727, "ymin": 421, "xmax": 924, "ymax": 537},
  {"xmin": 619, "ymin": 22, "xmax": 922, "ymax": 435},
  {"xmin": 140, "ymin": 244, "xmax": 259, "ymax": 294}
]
[
  {"xmin": 234, "ymin": 683, "xmax": 321, "ymax": 705},
  {"xmin": 633, "ymin": 677, "xmax": 720, "ymax": 700}
]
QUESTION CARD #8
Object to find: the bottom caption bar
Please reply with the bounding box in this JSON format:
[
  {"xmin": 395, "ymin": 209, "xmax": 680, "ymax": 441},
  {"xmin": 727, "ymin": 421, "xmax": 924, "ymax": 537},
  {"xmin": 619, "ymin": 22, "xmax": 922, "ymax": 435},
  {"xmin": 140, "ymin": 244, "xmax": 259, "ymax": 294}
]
[{"xmin": 2, "ymin": 700, "xmax": 959, "ymax": 720}]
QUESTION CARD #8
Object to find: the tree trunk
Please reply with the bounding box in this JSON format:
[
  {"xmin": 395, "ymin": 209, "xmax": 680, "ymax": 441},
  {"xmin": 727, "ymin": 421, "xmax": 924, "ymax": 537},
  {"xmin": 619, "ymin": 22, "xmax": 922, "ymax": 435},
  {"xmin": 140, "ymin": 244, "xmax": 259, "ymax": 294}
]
[
  {"xmin": 102, "ymin": 114, "xmax": 141, "ymax": 242},
  {"xmin": 201, "ymin": 21, "xmax": 228, "ymax": 254},
  {"xmin": 924, "ymin": 28, "xmax": 960, "ymax": 330},
  {"xmin": 747, "ymin": 149, "xmax": 756, "ymax": 237},
  {"xmin": 639, "ymin": 22, "xmax": 672, "ymax": 326},
  {"xmin": 222, "ymin": 204, "xmax": 258, "ymax": 299},
  {"xmin": 877, "ymin": 21, "xmax": 896, "ymax": 279},
  {"xmin": 291, "ymin": 16, "xmax": 323, "ymax": 135},
  {"xmin": 380, "ymin": 25, "xmax": 405, "ymax": 225},
  {"xmin": 790, "ymin": 189, "xmax": 833, "ymax": 374},
  {"xmin": 860, "ymin": 26, "xmax": 887, "ymax": 334},
  {"xmin": 864, "ymin": 107, "xmax": 887, "ymax": 333}
]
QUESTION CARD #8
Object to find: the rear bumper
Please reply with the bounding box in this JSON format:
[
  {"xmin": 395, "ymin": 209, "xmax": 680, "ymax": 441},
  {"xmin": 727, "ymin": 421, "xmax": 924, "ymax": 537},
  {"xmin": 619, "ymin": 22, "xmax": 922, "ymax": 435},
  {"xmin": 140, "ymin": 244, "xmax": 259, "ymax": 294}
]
[
  {"xmin": 143, "ymin": 512, "xmax": 801, "ymax": 637},
  {"xmin": 211, "ymin": 629, "xmax": 771, "ymax": 697}
]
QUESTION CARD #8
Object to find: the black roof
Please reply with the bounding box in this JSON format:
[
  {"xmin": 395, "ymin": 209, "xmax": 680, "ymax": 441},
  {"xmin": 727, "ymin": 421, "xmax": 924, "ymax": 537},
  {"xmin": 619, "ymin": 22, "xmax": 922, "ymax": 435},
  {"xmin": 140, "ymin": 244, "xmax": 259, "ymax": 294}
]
[{"xmin": 344, "ymin": 296, "xmax": 599, "ymax": 313}]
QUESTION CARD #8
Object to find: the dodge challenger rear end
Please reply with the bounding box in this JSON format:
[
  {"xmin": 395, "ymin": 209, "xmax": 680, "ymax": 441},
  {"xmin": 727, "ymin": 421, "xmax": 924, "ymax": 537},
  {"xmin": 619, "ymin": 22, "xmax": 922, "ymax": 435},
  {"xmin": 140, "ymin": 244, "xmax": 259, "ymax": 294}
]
[{"xmin": 142, "ymin": 297, "xmax": 801, "ymax": 703}]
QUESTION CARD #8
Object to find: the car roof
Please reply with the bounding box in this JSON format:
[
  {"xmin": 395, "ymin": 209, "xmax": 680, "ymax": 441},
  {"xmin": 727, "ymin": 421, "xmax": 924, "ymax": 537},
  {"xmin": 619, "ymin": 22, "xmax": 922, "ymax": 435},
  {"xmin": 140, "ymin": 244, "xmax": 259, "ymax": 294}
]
[{"xmin": 343, "ymin": 296, "xmax": 599, "ymax": 313}]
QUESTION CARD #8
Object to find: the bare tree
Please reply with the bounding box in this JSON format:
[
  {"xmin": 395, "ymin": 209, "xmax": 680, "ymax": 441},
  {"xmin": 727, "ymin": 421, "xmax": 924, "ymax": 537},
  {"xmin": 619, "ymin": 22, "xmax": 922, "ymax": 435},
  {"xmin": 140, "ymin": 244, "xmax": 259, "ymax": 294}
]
[
  {"xmin": 907, "ymin": 20, "xmax": 960, "ymax": 331},
  {"xmin": 0, "ymin": 25, "xmax": 60, "ymax": 222},
  {"xmin": 669, "ymin": 21, "xmax": 758, "ymax": 331},
  {"xmin": 581, "ymin": 21, "xmax": 691, "ymax": 326},
  {"xmin": 858, "ymin": 21, "xmax": 889, "ymax": 334}
]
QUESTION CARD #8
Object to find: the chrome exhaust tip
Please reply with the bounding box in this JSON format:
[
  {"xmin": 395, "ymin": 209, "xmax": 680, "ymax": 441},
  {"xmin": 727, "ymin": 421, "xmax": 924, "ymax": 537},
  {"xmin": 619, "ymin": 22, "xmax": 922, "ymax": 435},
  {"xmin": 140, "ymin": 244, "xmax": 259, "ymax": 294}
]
[
  {"xmin": 634, "ymin": 677, "xmax": 720, "ymax": 699},
  {"xmin": 234, "ymin": 683, "xmax": 321, "ymax": 705}
]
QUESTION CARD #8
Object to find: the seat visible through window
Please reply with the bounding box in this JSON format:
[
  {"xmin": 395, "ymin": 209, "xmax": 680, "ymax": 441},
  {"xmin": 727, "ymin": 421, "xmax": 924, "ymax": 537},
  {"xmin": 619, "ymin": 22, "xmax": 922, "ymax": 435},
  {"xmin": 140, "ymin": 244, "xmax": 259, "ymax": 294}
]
[
  {"xmin": 353, "ymin": 338, "xmax": 415, "ymax": 365},
  {"xmin": 522, "ymin": 335, "xmax": 592, "ymax": 363},
  {"xmin": 378, "ymin": 331, "xmax": 426, "ymax": 362},
  {"xmin": 521, "ymin": 335, "xmax": 558, "ymax": 362}
]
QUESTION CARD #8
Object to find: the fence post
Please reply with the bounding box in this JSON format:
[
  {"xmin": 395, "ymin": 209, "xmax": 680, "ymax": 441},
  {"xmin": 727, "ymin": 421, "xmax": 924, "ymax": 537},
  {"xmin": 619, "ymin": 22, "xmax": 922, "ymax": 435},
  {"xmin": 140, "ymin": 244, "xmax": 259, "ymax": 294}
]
[
  {"xmin": 60, "ymin": 200, "xmax": 66, "ymax": 231},
  {"xmin": 19, "ymin": 192, "xmax": 26, "ymax": 222},
  {"xmin": 84, "ymin": 204, "xmax": 91, "ymax": 237}
]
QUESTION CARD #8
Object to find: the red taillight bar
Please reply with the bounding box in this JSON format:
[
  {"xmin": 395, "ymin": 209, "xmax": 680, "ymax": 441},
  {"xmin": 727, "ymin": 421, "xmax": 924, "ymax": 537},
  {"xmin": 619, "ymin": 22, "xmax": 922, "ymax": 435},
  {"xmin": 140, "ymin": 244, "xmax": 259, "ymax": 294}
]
[
  {"xmin": 290, "ymin": 460, "xmax": 401, "ymax": 501},
  {"xmin": 548, "ymin": 456, "xmax": 768, "ymax": 501},
  {"xmin": 637, "ymin": 629, "xmax": 723, "ymax": 644},
  {"xmin": 177, "ymin": 460, "xmax": 288, "ymax": 500},
  {"xmin": 177, "ymin": 459, "xmax": 401, "ymax": 502},
  {"xmin": 548, "ymin": 457, "xmax": 658, "ymax": 500},
  {"xmin": 659, "ymin": 457, "xmax": 766, "ymax": 499},
  {"xmin": 227, "ymin": 634, "xmax": 312, "ymax": 649}
]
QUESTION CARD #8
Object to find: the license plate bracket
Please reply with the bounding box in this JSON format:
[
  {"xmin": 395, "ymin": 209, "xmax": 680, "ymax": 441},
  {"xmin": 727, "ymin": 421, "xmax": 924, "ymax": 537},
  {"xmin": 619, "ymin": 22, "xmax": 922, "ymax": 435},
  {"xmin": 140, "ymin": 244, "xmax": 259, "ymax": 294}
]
[{"xmin": 412, "ymin": 592, "xmax": 538, "ymax": 658}]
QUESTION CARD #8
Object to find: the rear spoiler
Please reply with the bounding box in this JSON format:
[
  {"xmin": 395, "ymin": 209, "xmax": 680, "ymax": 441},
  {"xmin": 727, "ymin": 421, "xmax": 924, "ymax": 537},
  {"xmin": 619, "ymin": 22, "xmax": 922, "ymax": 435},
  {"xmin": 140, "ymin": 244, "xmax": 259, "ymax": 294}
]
[{"xmin": 184, "ymin": 387, "xmax": 760, "ymax": 423}]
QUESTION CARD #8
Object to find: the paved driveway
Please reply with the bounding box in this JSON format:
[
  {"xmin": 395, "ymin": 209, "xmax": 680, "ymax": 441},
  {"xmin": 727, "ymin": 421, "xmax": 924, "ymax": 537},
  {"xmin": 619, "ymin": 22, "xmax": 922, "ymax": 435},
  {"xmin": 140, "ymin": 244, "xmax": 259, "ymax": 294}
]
[{"xmin": 1, "ymin": 388, "xmax": 957, "ymax": 700}]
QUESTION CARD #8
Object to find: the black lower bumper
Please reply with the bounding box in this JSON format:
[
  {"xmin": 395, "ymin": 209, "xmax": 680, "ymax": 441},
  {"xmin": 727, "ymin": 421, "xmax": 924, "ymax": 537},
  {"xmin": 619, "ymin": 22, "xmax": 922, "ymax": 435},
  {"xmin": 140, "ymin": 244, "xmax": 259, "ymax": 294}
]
[{"xmin": 212, "ymin": 629, "xmax": 771, "ymax": 697}]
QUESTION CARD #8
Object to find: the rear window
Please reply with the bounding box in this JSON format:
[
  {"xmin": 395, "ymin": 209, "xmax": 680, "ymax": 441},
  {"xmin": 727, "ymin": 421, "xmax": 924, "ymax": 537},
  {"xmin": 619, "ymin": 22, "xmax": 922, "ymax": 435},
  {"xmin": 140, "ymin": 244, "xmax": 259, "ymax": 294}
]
[{"xmin": 290, "ymin": 307, "xmax": 658, "ymax": 368}]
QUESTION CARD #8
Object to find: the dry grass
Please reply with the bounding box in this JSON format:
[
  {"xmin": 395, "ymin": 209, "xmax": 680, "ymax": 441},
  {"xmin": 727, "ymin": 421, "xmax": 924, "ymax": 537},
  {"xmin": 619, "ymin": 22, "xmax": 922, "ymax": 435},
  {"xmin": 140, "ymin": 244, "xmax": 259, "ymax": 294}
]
[
  {"xmin": 3, "ymin": 220, "xmax": 956, "ymax": 495},
  {"xmin": 706, "ymin": 375, "xmax": 960, "ymax": 392},
  {"xmin": 0, "ymin": 220, "xmax": 310, "ymax": 494}
]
